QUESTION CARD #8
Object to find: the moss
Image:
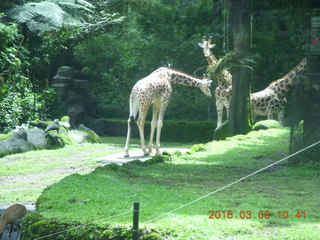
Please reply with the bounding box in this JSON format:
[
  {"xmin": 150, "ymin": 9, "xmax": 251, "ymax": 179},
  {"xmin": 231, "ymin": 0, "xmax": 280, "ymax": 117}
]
[
  {"xmin": 172, "ymin": 150, "xmax": 182, "ymax": 156},
  {"xmin": 0, "ymin": 133, "xmax": 12, "ymax": 141},
  {"xmin": 191, "ymin": 143, "xmax": 206, "ymax": 152},
  {"xmin": 22, "ymin": 213, "xmax": 168, "ymax": 240},
  {"xmin": 78, "ymin": 125, "xmax": 101, "ymax": 143},
  {"xmin": 60, "ymin": 116, "xmax": 70, "ymax": 123},
  {"xmin": 253, "ymin": 120, "xmax": 281, "ymax": 131},
  {"xmin": 144, "ymin": 155, "xmax": 171, "ymax": 165}
]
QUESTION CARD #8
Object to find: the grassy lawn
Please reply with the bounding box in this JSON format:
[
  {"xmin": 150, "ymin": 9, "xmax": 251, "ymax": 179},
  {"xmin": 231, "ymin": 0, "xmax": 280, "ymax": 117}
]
[
  {"xmin": 0, "ymin": 137, "xmax": 194, "ymax": 203},
  {"xmin": 31, "ymin": 128, "xmax": 320, "ymax": 239}
]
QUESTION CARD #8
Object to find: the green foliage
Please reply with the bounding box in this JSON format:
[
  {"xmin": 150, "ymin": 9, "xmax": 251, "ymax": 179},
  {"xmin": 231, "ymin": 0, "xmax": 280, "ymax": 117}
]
[
  {"xmin": 23, "ymin": 212, "xmax": 166, "ymax": 240},
  {"xmin": 207, "ymin": 50, "xmax": 254, "ymax": 77},
  {"xmin": 7, "ymin": 0, "xmax": 94, "ymax": 35},
  {"xmin": 73, "ymin": 0, "xmax": 217, "ymax": 120}
]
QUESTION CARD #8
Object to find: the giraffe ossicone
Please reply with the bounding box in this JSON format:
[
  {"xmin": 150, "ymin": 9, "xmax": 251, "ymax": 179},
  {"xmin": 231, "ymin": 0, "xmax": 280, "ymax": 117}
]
[{"xmin": 124, "ymin": 67, "xmax": 212, "ymax": 157}]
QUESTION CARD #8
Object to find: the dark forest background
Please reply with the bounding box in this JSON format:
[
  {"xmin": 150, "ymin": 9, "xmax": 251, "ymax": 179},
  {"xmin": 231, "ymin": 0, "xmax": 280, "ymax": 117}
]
[{"xmin": 0, "ymin": 0, "xmax": 307, "ymax": 133}]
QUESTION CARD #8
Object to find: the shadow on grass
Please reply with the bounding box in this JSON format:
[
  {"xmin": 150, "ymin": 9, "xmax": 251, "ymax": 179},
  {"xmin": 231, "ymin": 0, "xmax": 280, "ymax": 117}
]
[{"xmin": 35, "ymin": 129, "xmax": 320, "ymax": 236}]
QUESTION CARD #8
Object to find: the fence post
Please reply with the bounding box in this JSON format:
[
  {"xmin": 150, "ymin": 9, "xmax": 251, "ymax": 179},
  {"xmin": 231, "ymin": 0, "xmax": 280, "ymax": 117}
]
[{"xmin": 132, "ymin": 202, "xmax": 140, "ymax": 240}]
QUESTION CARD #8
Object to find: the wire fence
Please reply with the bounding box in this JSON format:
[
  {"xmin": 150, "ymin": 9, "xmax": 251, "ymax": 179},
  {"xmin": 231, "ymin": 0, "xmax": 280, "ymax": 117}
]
[{"xmin": 30, "ymin": 139, "xmax": 320, "ymax": 239}]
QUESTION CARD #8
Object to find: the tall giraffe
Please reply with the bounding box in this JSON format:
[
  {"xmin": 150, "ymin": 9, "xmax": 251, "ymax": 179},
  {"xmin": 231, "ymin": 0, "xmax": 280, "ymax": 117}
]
[
  {"xmin": 251, "ymin": 57, "xmax": 307, "ymax": 124},
  {"xmin": 198, "ymin": 36, "xmax": 232, "ymax": 129},
  {"xmin": 124, "ymin": 67, "xmax": 212, "ymax": 157}
]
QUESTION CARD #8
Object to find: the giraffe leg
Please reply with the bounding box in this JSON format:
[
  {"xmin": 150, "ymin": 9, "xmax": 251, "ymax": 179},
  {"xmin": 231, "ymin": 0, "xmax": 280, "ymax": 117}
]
[
  {"xmin": 124, "ymin": 116, "xmax": 133, "ymax": 157},
  {"xmin": 216, "ymin": 101, "xmax": 224, "ymax": 129},
  {"xmin": 225, "ymin": 101, "xmax": 230, "ymax": 124},
  {"xmin": 137, "ymin": 114, "xmax": 149, "ymax": 156},
  {"xmin": 155, "ymin": 104, "xmax": 168, "ymax": 155},
  {"xmin": 277, "ymin": 110, "xmax": 284, "ymax": 126},
  {"xmin": 148, "ymin": 104, "xmax": 160, "ymax": 154}
]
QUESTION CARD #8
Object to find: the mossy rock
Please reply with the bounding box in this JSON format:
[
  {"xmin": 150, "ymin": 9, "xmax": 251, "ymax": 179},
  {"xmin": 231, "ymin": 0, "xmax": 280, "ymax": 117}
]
[
  {"xmin": 172, "ymin": 150, "xmax": 182, "ymax": 156},
  {"xmin": 253, "ymin": 120, "xmax": 281, "ymax": 131},
  {"xmin": 78, "ymin": 124, "xmax": 101, "ymax": 143},
  {"xmin": 0, "ymin": 133, "xmax": 12, "ymax": 141},
  {"xmin": 191, "ymin": 143, "xmax": 206, "ymax": 152},
  {"xmin": 60, "ymin": 116, "xmax": 70, "ymax": 123},
  {"xmin": 144, "ymin": 154, "xmax": 171, "ymax": 165}
]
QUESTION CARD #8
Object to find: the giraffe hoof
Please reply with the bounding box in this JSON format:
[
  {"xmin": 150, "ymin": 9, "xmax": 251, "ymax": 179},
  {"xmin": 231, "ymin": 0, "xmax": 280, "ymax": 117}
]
[
  {"xmin": 144, "ymin": 153, "xmax": 150, "ymax": 156},
  {"xmin": 124, "ymin": 154, "xmax": 129, "ymax": 158}
]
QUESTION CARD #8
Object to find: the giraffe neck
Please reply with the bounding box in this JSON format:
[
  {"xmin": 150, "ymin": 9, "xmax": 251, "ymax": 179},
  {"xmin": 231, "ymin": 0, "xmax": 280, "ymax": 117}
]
[
  {"xmin": 268, "ymin": 58, "xmax": 307, "ymax": 96},
  {"xmin": 205, "ymin": 51, "xmax": 218, "ymax": 66},
  {"xmin": 166, "ymin": 68, "xmax": 204, "ymax": 87}
]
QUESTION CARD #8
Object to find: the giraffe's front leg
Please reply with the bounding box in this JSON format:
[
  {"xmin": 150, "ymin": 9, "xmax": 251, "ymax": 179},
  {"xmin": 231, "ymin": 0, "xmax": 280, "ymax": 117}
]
[
  {"xmin": 155, "ymin": 104, "xmax": 168, "ymax": 155},
  {"xmin": 216, "ymin": 101, "xmax": 224, "ymax": 129}
]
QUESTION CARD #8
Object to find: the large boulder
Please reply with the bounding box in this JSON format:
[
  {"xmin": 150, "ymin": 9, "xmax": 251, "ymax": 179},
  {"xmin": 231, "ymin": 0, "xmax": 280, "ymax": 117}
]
[
  {"xmin": 0, "ymin": 129, "xmax": 47, "ymax": 158},
  {"xmin": 253, "ymin": 120, "xmax": 281, "ymax": 131}
]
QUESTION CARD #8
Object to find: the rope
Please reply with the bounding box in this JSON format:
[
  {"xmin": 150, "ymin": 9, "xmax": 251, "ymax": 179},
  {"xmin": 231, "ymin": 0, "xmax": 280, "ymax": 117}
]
[
  {"xmin": 143, "ymin": 140, "xmax": 320, "ymax": 224},
  {"xmin": 33, "ymin": 209, "xmax": 132, "ymax": 240}
]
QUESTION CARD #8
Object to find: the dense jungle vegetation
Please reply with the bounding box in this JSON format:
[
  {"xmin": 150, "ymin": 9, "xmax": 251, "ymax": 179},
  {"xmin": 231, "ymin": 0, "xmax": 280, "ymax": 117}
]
[{"xmin": 0, "ymin": 0, "xmax": 307, "ymax": 133}]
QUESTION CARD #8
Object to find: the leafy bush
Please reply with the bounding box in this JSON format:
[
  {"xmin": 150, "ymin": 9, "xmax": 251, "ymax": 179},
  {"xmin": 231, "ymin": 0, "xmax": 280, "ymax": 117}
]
[
  {"xmin": 91, "ymin": 119, "xmax": 216, "ymax": 143},
  {"xmin": 22, "ymin": 212, "xmax": 167, "ymax": 240}
]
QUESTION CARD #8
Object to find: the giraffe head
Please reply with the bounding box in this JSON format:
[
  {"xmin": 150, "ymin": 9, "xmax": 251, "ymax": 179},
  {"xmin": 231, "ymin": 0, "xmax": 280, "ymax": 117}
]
[
  {"xmin": 198, "ymin": 36, "xmax": 216, "ymax": 57},
  {"xmin": 199, "ymin": 73, "xmax": 213, "ymax": 97}
]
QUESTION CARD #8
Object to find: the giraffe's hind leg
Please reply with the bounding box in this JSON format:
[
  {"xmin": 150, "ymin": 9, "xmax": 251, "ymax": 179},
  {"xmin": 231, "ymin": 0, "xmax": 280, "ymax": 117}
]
[{"xmin": 148, "ymin": 104, "xmax": 160, "ymax": 154}]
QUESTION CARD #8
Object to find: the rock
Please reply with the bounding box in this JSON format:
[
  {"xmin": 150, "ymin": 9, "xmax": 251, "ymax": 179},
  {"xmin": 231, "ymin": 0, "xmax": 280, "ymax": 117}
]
[
  {"xmin": 52, "ymin": 76, "xmax": 73, "ymax": 85},
  {"xmin": 13, "ymin": 129, "xmax": 28, "ymax": 141},
  {"xmin": 57, "ymin": 66, "xmax": 74, "ymax": 78},
  {"xmin": 26, "ymin": 129, "xmax": 47, "ymax": 148},
  {"xmin": 0, "ymin": 129, "xmax": 46, "ymax": 157},
  {"xmin": 73, "ymin": 79, "xmax": 90, "ymax": 89},
  {"xmin": 51, "ymin": 83, "xmax": 68, "ymax": 96},
  {"xmin": 253, "ymin": 120, "xmax": 281, "ymax": 131},
  {"xmin": 83, "ymin": 92, "xmax": 98, "ymax": 116},
  {"xmin": 29, "ymin": 120, "xmax": 48, "ymax": 130},
  {"xmin": 44, "ymin": 123, "xmax": 60, "ymax": 133},
  {"xmin": 78, "ymin": 124, "xmax": 101, "ymax": 143},
  {"xmin": 46, "ymin": 131, "xmax": 65, "ymax": 148}
]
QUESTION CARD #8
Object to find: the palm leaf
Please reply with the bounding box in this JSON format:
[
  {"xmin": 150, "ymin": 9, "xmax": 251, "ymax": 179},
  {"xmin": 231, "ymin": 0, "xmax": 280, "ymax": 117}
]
[
  {"xmin": 7, "ymin": 3, "xmax": 38, "ymax": 24},
  {"xmin": 208, "ymin": 51, "xmax": 254, "ymax": 77},
  {"xmin": 33, "ymin": 2, "xmax": 65, "ymax": 27}
]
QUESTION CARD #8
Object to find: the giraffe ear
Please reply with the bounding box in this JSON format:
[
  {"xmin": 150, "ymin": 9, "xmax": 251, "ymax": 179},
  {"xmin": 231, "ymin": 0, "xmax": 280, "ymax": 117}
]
[
  {"xmin": 198, "ymin": 43, "xmax": 204, "ymax": 48},
  {"xmin": 210, "ymin": 44, "xmax": 216, "ymax": 49}
]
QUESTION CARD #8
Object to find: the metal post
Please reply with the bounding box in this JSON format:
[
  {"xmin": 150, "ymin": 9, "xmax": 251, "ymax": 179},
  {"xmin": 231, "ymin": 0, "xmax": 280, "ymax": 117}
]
[{"xmin": 132, "ymin": 202, "xmax": 140, "ymax": 240}]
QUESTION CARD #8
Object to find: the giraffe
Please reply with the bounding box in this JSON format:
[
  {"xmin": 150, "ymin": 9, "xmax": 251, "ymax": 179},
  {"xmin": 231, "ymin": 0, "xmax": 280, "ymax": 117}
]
[
  {"xmin": 198, "ymin": 36, "xmax": 233, "ymax": 129},
  {"xmin": 251, "ymin": 57, "xmax": 307, "ymax": 124},
  {"xmin": 124, "ymin": 67, "xmax": 212, "ymax": 157}
]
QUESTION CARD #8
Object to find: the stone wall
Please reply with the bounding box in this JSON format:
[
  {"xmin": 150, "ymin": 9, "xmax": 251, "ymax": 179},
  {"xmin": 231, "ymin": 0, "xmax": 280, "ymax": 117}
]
[{"xmin": 51, "ymin": 66, "xmax": 98, "ymax": 127}]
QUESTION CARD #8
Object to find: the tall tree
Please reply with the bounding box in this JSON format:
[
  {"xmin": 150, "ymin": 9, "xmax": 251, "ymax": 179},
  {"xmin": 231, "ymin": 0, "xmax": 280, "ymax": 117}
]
[{"xmin": 228, "ymin": 0, "xmax": 252, "ymax": 135}]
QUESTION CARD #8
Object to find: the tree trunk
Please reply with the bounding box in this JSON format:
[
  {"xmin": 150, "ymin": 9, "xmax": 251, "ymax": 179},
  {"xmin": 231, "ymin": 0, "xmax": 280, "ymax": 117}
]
[
  {"xmin": 228, "ymin": 0, "xmax": 252, "ymax": 135},
  {"xmin": 303, "ymin": 56, "xmax": 320, "ymax": 162}
]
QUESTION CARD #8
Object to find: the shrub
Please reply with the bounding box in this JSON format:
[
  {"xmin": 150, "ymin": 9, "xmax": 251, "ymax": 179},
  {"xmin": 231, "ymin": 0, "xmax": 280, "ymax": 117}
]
[
  {"xmin": 22, "ymin": 212, "xmax": 167, "ymax": 240},
  {"xmin": 91, "ymin": 119, "xmax": 216, "ymax": 143}
]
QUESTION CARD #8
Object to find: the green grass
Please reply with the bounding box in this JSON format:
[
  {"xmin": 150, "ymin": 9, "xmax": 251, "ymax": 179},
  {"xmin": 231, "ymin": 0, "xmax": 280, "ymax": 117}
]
[
  {"xmin": 33, "ymin": 128, "xmax": 320, "ymax": 239},
  {"xmin": 0, "ymin": 137, "xmax": 194, "ymax": 203}
]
